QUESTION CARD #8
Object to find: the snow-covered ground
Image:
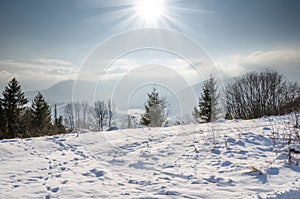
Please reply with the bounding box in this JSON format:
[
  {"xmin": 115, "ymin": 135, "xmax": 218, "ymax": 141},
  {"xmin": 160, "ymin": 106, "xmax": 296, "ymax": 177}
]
[{"xmin": 1, "ymin": 115, "xmax": 300, "ymax": 198}]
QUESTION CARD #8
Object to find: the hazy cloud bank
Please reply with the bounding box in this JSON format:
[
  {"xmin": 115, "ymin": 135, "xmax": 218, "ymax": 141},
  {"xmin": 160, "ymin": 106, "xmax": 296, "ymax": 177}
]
[{"xmin": 217, "ymin": 49, "xmax": 300, "ymax": 82}]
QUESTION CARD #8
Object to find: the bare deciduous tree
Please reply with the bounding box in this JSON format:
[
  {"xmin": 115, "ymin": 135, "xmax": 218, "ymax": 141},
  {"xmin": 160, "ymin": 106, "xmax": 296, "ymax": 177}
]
[
  {"xmin": 81, "ymin": 101, "xmax": 89, "ymax": 129},
  {"xmin": 73, "ymin": 101, "xmax": 81, "ymax": 129},
  {"xmin": 107, "ymin": 99, "xmax": 115, "ymax": 128},
  {"xmin": 94, "ymin": 101, "xmax": 107, "ymax": 131},
  {"xmin": 225, "ymin": 69, "xmax": 299, "ymax": 119},
  {"xmin": 64, "ymin": 102, "xmax": 74, "ymax": 130}
]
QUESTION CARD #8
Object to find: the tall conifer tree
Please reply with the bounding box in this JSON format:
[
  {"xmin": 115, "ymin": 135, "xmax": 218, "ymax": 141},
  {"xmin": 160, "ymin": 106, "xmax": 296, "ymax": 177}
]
[
  {"xmin": 31, "ymin": 92, "xmax": 52, "ymax": 135},
  {"xmin": 1, "ymin": 78, "xmax": 28, "ymax": 138},
  {"xmin": 193, "ymin": 75, "xmax": 219, "ymax": 123},
  {"xmin": 141, "ymin": 87, "xmax": 167, "ymax": 127}
]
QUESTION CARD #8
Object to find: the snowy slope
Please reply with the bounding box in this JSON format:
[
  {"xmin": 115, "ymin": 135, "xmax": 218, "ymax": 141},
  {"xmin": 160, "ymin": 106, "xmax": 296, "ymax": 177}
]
[{"xmin": 1, "ymin": 116, "xmax": 300, "ymax": 198}]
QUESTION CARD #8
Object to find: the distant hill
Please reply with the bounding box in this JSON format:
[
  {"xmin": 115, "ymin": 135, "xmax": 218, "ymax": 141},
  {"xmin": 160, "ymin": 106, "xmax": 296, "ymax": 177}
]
[
  {"xmin": 25, "ymin": 76, "xmax": 232, "ymax": 116},
  {"xmin": 25, "ymin": 80, "xmax": 74, "ymax": 105}
]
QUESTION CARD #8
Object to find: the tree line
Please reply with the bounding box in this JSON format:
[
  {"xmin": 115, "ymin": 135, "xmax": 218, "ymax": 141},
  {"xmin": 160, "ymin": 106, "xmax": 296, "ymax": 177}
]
[
  {"xmin": 0, "ymin": 78, "xmax": 65, "ymax": 139},
  {"xmin": 1, "ymin": 69, "xmax": 299, "ymax": 139},
  {"xmin": 62, "ymin": 88, "xmax": 168, "ymax": 131},
  {"xmin": 193, "ymin": 69, "xmax": 299, "ymax": 122},
  {"xmin": 63, "ymin": 99, "xmax": 116, "ymax": 131},
  {"xmin": 141, "ymin": 69, "xmax": 299, "ymax": 124}
]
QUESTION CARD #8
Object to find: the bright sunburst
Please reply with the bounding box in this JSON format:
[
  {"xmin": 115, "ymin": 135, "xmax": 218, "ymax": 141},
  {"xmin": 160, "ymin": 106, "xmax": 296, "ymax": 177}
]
[{"xmin": 134, "ymin": 0, "xmax": 166, "ymax": 24}]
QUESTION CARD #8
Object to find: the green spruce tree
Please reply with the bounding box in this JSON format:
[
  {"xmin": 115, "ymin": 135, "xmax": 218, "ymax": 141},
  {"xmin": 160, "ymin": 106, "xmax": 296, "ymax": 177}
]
[
  {"xmin": 196, "ymin": 75, "xmax": 219, "ymax": 123},
  {"xmin": 0, "ymin": 100, "xmax": 8, "ymax": 139},
  {"xmin": 54, "ymin": 104, "xmax": 66, "ymax": 134},
  {"xmin": 30, "ymin": 92, "xmax": 52, "ymax": 136},
  {"xmin": 141, "ymin": 87, "xmax": 167, "ymax": 127},
  {"xmin": 54, "ymin": 104, "xmax": 58, "ymax": 124},
  {"xmin": 19, "ymin": 107, "xmax": 33, "ymax": 138},
  {"xmin": 1, "ymin": 78, "xmax": 28, "ymax": 138}
]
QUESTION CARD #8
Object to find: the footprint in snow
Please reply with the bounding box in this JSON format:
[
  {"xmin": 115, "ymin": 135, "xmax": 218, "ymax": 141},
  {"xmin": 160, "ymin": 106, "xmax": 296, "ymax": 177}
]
[
  {"xmin": 108, "ymin": 159, "xmax": 125, "ymax": 166},
  {"xmin": 263, "ymin": 127, "xmax": 271, "ymax": 130},
  {"xmin": 203, "ymin": 175, "xmax": 235, "ymax": 187},
  {"xmin": 226, "ymin": 137, "xmax": 236, "ymax": 143},
  {"xmin": 61, "ymin": 179, "xmax": 68, "ymax": 184},
  {"xmin": 48, "ymin": 187, "xmax": 59, "ymax": 193},
  {"xmin": 234, "ymin": 140, "xmax": 245, "ymax": 147},
  {"xmin": 82, "ymin": 169, "xmax": 104, "ymax": 178},
  {"xmin": 221, "ymin": 161, "xmax": 232, "ymax": 167},
  {"xmin": 151, "ymin": 156, "xmax": 159, "ymax": 161}
]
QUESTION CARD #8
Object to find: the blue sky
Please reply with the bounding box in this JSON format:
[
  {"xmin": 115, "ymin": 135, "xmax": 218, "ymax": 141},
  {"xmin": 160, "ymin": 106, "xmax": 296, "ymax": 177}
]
[{"xmin": 0, "ymin": 0, "xmax": 300, "ymax": 91}]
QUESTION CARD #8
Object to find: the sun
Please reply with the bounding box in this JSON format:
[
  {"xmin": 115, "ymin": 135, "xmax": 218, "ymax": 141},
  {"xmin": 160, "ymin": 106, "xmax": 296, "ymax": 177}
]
[{"xmin": 134, "ymin": 0, "xmax": 165, "ymax": 24}]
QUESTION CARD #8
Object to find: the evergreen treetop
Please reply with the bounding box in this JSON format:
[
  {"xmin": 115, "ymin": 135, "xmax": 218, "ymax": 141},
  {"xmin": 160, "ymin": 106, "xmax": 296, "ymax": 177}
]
[
  {"xmin": 0, "ymin": 78, "xmax": 66, "ymax": 139},
  {"xmin": 30, "ymin": 92, "xmax": 52, "ymax": 134},
  {"xmin": 141, "ymin": 87, "xmax": 167, "ymax": 127},
  {"xmin": 194, "ymin": 75, "xmax": 219, "ymax": 123},
  {"xmin": 1, "ymin": 78, "xmax": 28, "ymax": 138},
  {"xmin": 54, "ymin": 104, "xmax": 66, "ymax": 134}
]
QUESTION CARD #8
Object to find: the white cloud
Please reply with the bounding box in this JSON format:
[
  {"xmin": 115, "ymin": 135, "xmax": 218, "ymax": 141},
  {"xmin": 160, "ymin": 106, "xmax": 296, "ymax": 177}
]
[
  {"xmin": 31, "ymin": 58, "xmax": 73, "ymax": 66},
  {"xmin": 93, "ymin": 57, "xmax": 204, "ymax": 85},
  {"xmin": 0, "ymin": 58, "xmax": 79, "ymax": 91},
  {"xmin": 0, "ymin": 54, "xmax": 230, "ymax": 93},
  {"xmin": 216, "ymin": 49, "xmax": 300, "ymax": 82},
  {"xmin": 0, "ymin": 70, "xmax": 11, "ymax": 79}
]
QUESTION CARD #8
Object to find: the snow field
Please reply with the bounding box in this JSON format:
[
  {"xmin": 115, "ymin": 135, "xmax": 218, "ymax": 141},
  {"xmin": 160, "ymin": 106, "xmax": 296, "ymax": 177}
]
[{"xmin": 1, "ymin": 115, "xmax": 300, "ymax": 198}]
